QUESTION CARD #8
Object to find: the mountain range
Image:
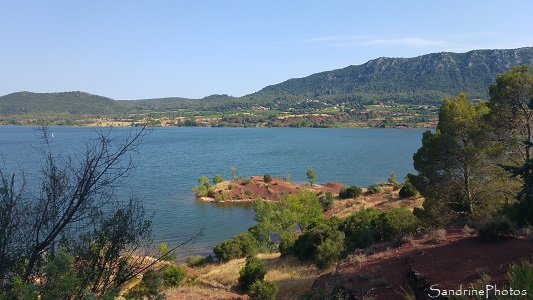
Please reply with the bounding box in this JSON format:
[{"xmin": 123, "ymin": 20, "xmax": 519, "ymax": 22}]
[{"xmin": 1, "ymin": 47, "xmax": 533, "ymax": 117}]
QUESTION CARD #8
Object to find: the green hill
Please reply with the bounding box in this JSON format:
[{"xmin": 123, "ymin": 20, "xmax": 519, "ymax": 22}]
[
  {"xmin": 1, "ymin": 47, "xmax": 532, "ymax": 120},
  {"xmin": 0, "ymin": 91, "xmax": 117, "ymax": 116},
  {"xmin": 246, "ymin": 47, "xmax": 533, "ymax": 109}
]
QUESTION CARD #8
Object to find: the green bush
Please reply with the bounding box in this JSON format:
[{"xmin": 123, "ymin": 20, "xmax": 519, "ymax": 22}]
[
  {"xmin": 248, "ymin": 224, "xmax": 271, "ymax": 253},
  {"xmin": 213, "ymin": 174, "xmax": 224, "ymax": 185},
  {"xmin": 238, "ymin": 256, "xmax": 266, "ymax": 290},
  {"xmin": 412, "ymin": 197, "xmax": 451, "ymax": 228},
  {"xmin": 379, "ymin": 207, "xmax": 420, "ymax": 240},
  {"xmin": 387, "ymin": 172, "xmax": 398, "ymax": 185},
  {"xmin": 242, "ymin": 178, "xmax": 252, "ymax": 185},
  {"xmin": 294, "ymin": 223, "xmax": 345, "ymax": 269},
  {"xmin": 161, "ymin": 264, "xmax": 186, "ymax": 288},
  {"xmin": 214, "ymin": 191, "xmax": 227, "ymax": 202},
  {"xmin": 279, "ymin": 232, "xmax": 296, "ymax": 256},
  {"xmin": 124, "ymin": 268, "xmax": 163, "ymax": 299},
  {"xmin": 339, "ymin": 185, "xmax": 363, "ymax": 199},
  {"xmin": 193, "ymin": 175, "xmax": 211, "ymax": 197},
  {"xmin": 185, "ymin": 255, "xmax": 204, "ymax": 267},
  {"xmin": 367, "ymin": 184, "xmax": 382, "ymax": 194},
  {"xmin": 340, "ymin": 208, "xmax": 382, "ymax": 252},
  {"xmin": 399, "ymin": 183, "xmax": 418, "ymax": 198},
  {"xmin": 263, "ymin": 173, "xmax": 272, "ymax": 183},
  {"xmin": 249, "ymin": 280, "xmax": 279, "ymax": 300},
  {"xmin": 478, "ymin": 216, "xmax": 516, "ymax": 242},
  {"xmin": 340, "ymin": 207, "xmax": 419, "ymax": 252},
  {"xmin": 42, "ymin": 248, "xmax": 79, "ymax": 300},
  {"xmin": 213, "ymin": 232, "xmax": 258, "ymax": 262},
  {"xmin": 507, "ymin": 260, "xmax": 533, "ymax": 293},
  {"xmin": 318, "ymin": 191, "xmax": 334, "ymax": 211},
  {"xmin": 158, "ymin": 242, "xmax": 177, "ymax": 262},
  {"xmin": 306, "ymin": 168, "xmax": 317, "ymax": 185}
]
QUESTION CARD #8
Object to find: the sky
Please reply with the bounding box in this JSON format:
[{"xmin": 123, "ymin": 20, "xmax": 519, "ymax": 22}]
[{"xmin": 1, "ymin": 0, "xmax": 533, "ymax": 100}]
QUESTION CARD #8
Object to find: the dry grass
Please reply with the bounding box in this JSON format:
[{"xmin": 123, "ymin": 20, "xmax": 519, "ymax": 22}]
[
  {"xmin": 259, "ymin": 253, "xmax": 329, "ymax": 300},
  {"xmin": 195, "ymin": 257, "xmax": 246, "ymax": 288},
  {"xmin": 191, "ymin": 253, "xmax": 327, "ymax": 300},
  {"xmin": 425, "ymin": 228, "xmax": 447, "ymax": 244},
  {"xmin": 347, "ymin": 253, "xmax": 368, "ymax": 266},
  {"xmin": 164, "ymin": 286, "xmax": 247, "ymax": 300},
  {"xmin": 330, "ymin": 185, "xmax": 424, "ymax": 218}
]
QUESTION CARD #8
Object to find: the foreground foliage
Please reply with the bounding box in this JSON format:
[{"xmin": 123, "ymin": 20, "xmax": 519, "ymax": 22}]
[
  {"xmin": 214, "ymin": 232, "xmax": 258, "ymax": 262},
  {"xmin": 238, "ymin": 256, "xmax": 267, "ymax": 291},
  {"xmin": 0, "ymin": 127, "xmax": 197, "ymax": 299}
]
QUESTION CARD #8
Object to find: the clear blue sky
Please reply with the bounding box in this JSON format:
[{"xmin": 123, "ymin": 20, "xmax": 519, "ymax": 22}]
[{"xmin": 1, "ymin": 1, "xmax": 532, "ymax": 100}]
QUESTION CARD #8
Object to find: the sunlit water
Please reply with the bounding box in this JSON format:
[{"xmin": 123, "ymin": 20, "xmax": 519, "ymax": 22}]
[{"xmin": 0, "ymin": 126, "xmax": 427, "ymax": 256}]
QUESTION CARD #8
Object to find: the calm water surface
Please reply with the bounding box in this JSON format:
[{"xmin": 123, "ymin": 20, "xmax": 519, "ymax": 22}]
[{"xmin": 0, "ymin": 126, "xmax": 427, "ymax": 256}]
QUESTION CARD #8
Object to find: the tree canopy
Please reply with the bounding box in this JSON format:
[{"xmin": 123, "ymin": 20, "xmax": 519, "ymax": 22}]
[
  {"xmin": 411, "ymin": 65, "xmax": 533, "ymax": 225},
  {"xmin": 0, "ymin": 127, "xmax": 199, "ymax": 299}
]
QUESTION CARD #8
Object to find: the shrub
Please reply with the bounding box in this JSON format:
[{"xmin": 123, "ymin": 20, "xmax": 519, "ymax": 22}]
[
  {"xmin": 249, "ymin": 280, "xmax": 279, "ymax": 300},
  {"xmin": 306, "ymin": 168, "xmax": 317, "ymax": 185},
  {"xmin": 387, "ymin": 172, "xmax": 398, "ymax": 185},
  {"xmin": 161, "ymin": 264, "xmax": 186, "ymax": 288},
  {"xmin": 214, "ymin": 191, "xmax": 227, "ymax": 202},
  {"xmin": 340, "ymin": 207, "xmax": 419, "ymax": 252},
  {"xmin": 315, "ymin": 237, "xmax": 345, "ymax": 269},
  {"xmin": 263, "ymin": 173, "xmax": 272, "ymax": 183},
  {"xmin": 158, "ymin": 242, "xmax": 177, "ymax": 262},
  {"xmin": 367, "ymin": 184, "xmax": 382, "ymax": 194},
  {"xmin": 124, "ymin": 268, "xmax": 163, "ymax": 299},
  {"xmin": 339, "ymin": 185, "xmax": 362, "ymax": 199},
  {"xmin": 42, "ymin": 248, "xmax": 79, "ymax": 299},
  {"xmin": 186, "ymin": 255, "xmax": 212, "ymax": 267},
  {"xmin": 379, "ymin": 207, "xmax": 420, "ymax": 240},
  {"xmin": 248, "ymin": 224, "xmax": 271, "ymax": 253},
  {"xmin": 340, "ymin": 208, "xmax": 382, "ymax": 252},
  {"xmin": 478, "ymin": 216, "xmax": 516, "ymax": 242},
  {"xmin": 238, "ymin": 256, "xmax": 266, "ymax": 290},
  {"xmin": 279, "ymin": 233, "xmax": 296, "ymax": 256},
  {"xmin": 413, "ymin": 197, "xmax": 451, "ymax": 228},
  {"xmin": 294, "ymin": 223, "xmax": 345, "ymax": 269},
  {"xmin": 318, "ymin": 191, "xmax": 334, "ymax": 211},
  {"xmin": 192, "ymin": 185, "xmax": 209, "ymax": 197},
  {"xmin": 242, "ymin": 178, "xmax": 252, "ymax": 185},
  {"xmin": 425, "ymin": 228, "xmax": 447, "ymax": 244},
  {"xmin": 213, "ymin": 232, "xmax": 258, "ymax": 261},
  {"xmin": 213, "ymin": 174, "xmax": 224, "ymax": 185},
  {"xmin": 507, "ymin": 260, "xmax": 533, "ymax": 292},
  {"xmin": 399, "ymin": 183, "xmax": 418, "ymax": 198},
  {"xmin": 347, "ymin": 253, "xmax": 367, "ymax": 266},
  {"xmin": 192, "ymin": 175, "xmax": 211, "ymax": 197}
]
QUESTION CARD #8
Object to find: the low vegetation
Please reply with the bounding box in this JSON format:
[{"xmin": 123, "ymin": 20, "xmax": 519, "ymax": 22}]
[
  {"xmin": 0, "ymin": 127, "xmax": 200, "ymax": 299},
  {"xmin": 339, "ymin": 185, "xmax": 363, "ymax": 199},
  {"xmin": 3, "ymin": 60, "xmax": 533, "ymax": 299},
  {"xmin": 184, "ymin": 65, "xmax": 533, "ymax": 299},
  {"xmin": 3, "ymin": 48, "xmax": 531, "ymax": 128}
]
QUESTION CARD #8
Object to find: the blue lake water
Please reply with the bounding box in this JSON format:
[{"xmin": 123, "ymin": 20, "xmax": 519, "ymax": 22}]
[{"xmin": 0, "ymin": 126, "xmax": 427, "ymax": 256}]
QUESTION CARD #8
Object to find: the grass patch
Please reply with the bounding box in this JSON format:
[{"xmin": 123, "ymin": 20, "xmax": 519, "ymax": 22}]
[{"xmin": 192, "ymin": 253, "xmax": 327, "ymax": 300}]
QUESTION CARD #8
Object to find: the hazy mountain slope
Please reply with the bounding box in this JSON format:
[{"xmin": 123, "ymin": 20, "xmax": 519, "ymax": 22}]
[{"xmin": 0, "ymin": 91, "xmax": 116, "ymax": 116}]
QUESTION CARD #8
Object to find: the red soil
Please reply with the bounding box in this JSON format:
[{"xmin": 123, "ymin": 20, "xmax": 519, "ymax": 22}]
[
  {"xmin": 310, "ymin": 228, "xmax": 533, "ymax": 299},
  {"xmin": 206, "ymin": 176, "xmax": 344, "ymax": 202}
]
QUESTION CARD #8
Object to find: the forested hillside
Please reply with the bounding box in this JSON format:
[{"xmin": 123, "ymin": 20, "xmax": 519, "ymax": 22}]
[
  {"xmin": 247, "ymin": 47, "xmax": 533, "ymax": 108},
  {"xmin": 1, "ymin": 47, "xmax": 532, "ymax": 125}
]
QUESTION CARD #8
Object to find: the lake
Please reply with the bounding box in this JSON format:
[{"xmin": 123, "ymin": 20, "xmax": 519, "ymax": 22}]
[{"xmin": 0, "ymin": 126, "xmax": 428, "ymax": 257}]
